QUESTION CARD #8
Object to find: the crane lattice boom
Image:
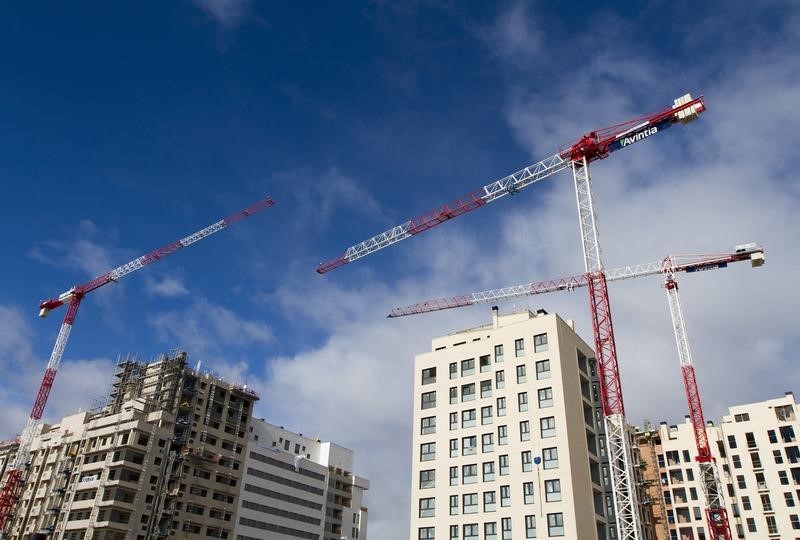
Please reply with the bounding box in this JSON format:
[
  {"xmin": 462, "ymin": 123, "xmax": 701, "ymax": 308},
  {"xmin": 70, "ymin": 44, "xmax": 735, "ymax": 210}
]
[{"xmin": 317, "ymin": 96, "xmax": 704, "ymax": 274}]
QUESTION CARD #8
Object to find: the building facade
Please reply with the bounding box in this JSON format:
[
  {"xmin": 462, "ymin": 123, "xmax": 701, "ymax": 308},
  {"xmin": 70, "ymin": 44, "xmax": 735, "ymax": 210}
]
[
  {"xmin": 636, "ymin": 393, "xmax": 800, "ymax": 539},
  {"xmin": 235, "ymin": 421, "xmax": 369, "ymax": 540},
  {"xmin": 409, "ymin": 308, "xmax": 610, "ymax": 540}
]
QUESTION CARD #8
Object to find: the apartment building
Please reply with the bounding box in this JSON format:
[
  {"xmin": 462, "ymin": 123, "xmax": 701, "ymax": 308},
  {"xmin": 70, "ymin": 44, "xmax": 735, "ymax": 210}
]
[
  {"xmin": 235, "ymin": 421, "xmax": 369, "ymax": 540},
  {"xmin": 0, "ymin": 350, "xmax": 258, "ymax": 540},
  {"xmin": 409, "ymin": 307, "xmax": 610, "ymax": 540},
  {"xmin": 636, "ymin": 392, "xmax": 800, "ymax": 539}
]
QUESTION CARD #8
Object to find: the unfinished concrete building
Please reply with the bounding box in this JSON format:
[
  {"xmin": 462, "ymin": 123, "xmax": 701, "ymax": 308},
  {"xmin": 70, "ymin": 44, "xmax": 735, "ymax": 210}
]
[{"xmin": 0, "ymin": 350, "xmax": 258, "ymax": 540}]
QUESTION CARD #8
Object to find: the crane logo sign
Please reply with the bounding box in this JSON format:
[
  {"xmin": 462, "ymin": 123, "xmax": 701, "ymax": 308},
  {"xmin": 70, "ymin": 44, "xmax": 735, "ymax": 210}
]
[{"xmin": 619, "ymin": 125, "xmax": 658, "ymax": 147}]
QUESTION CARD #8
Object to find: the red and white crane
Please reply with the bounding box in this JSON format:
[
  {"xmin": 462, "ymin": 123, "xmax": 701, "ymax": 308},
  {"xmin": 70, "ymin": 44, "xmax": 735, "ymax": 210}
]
[
  {"xmin": 389, "ymin": 244, "xmax": 764, "ymax": 539},
  {"xmin": 317, "ymin": 94, "xmax": 705, "ymax": 540},
  {"xmin": 0, "ymin": 197, "xmax": 275, "ymax": 530}
]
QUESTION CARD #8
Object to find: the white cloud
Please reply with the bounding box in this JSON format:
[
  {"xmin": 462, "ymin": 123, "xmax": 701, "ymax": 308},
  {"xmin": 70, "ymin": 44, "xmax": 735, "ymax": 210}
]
[
  {"xmin": 144, "ymin": 274, "xmax": 190, "ymax": 297},
  {"xmin": 476, "ymin": 2, "xmax": 543, "ymax": 66},
  {"xmin": 149, "ymin": 297, "xmax": 273, "ymax": 359},
  {"xmin": 191, "ymin": 0, "xmax": 251, "ymax": 27}
]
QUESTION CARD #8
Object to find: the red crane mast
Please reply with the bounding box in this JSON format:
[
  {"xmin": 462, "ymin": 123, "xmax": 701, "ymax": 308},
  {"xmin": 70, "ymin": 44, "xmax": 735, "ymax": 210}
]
[
  {"xmin": 0, "ymin": 197, "xmax": 275, "ymax": 531},
  {"xmin": 317, "ymin": 94, "xmax": 705, "ymax": 540}
]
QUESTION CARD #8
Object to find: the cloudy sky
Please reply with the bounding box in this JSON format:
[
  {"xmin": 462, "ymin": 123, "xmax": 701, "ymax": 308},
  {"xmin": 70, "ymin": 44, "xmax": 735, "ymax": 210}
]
[{"xmin": 1, "ymin": 1, "xmax": 798, "ymax": 537}]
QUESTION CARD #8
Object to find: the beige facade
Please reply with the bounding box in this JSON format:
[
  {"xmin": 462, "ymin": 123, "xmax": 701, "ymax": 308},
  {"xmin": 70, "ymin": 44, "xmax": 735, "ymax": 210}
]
[
  {"xmin": 636, "ymin": 393, "xmax": 800, "ymax": 539},
  {"xmin": 409, "ymin": 308, "xmax": 610, "ymax": 540}
]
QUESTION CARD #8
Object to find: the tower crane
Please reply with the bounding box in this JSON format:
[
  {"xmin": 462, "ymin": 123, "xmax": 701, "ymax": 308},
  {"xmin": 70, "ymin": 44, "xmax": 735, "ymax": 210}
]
[
  {"xmin": 388, "ymin": 243, "xmax": 764, "ymax": 539},
  {"xmin": 317, "ymin": 93, "xmax": 705, "ymax": 540},
  {"xmin": 0, "ymin": 196, "xmax": 275, "ymax": 531}
]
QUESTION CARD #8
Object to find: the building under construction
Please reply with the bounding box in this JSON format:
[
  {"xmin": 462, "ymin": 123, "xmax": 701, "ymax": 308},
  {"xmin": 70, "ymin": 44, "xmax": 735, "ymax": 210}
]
[{"xmin": 0, "ymin": 350, "xmax": 257, "ymax": 540}]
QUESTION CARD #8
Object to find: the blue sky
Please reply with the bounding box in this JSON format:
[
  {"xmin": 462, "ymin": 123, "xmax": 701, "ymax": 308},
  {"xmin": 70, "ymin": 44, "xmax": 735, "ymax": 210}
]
[{"xmin": 1, "ymin": 1, "xmax": 799, "ymax": 537}]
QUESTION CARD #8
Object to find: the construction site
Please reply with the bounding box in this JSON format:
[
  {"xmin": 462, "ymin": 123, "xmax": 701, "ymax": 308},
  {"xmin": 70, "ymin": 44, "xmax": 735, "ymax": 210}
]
[{"xmin": 0, "ymin": 4, "xmax": 797, "ymax": 540}]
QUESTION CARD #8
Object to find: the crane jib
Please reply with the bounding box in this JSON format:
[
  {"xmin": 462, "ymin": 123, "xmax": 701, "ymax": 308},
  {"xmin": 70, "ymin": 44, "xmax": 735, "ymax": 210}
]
[
  {"xmin": 607, "ymin": 117, "xmax": 675, "ymax": 154},
  {"xmin": 685, "ymin": 262, "xmax": 727, "ymax": 273}
]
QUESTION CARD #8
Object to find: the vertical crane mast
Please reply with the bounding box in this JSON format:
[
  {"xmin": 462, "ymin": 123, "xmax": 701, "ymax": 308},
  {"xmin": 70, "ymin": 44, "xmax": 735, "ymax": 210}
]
[
  {"xmin": 664, "ymin": 273, "xmax": 732, "ymax": 539},
  {"xmin": 0, "ymin": 197, "xmax": 275, "ymax": 532},
  {"xmin": 571, "ymin": 157, "xmax": 641, "ymax": 538}
]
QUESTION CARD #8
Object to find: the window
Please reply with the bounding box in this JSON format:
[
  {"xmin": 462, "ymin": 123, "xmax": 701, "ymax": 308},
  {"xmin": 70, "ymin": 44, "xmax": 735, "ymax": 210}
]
[
  {"xmin": 540, "ymin": 416, "xmax": 556, "ymax": 438},
  {"xmin": 450, "ymin": 438, "xmax": 458, "ymax": 458},
  {"xmin": 518, "ymin": 392, "xmax": 529, "ymax": 412},
  {"xmin": 450, "ymin": 362, "xmax": 457, "ymax": 379},
  {"xmin": 462, "ymin": 436, "xmax": 477, "ymax": 456},
  {"xmin": 774, "ymin": 449, "xmax": 784, "ymax": 464},
  {"xmin": 515, "ymin": 338, "xmax": 525, "ymax": 357},
  {"xmin": 526, "ymin": 515, "xmax": 537, "ymax": 538},
  {"xmin": 791, "ymin": 514, "xmax": 800, "ymax": 530},
  {"xmin": 742, "ymin": 496, "xmax": 751, "ymax": 510},
  {"xmin": 419, "ymin": 527, "xmax": 435, "ymax": 539},
  {"xmin": 543, "ymin": 447, "xmax": 558, "ymax": 469},
  {"xmin": 734, "ymin": 412, "xmax": 750, "ymax": 422},
  {"xmin": 484, "ymin": 522, "xmax": 497, "ymax": 540},
  {"xmin": 462, "ymin": 493, "xmax": 478, "ymax": 514},
  {"xmin": 538, "ymin": 387, "xmax": 553, "ymax": 408},
  {"xmin": 461, "ymin": 358, "xmax": 475, "ymax": 376},
  {"xmin": 450, "ymin": 386, "xmax": 458, "ymax": 404},
  {"xmin": 745, "ymin": 432, "xmax": 757, "ymax": 448},
  {"xmin": 495, "ymin": 370, "xmax": 505, "ymax": 389},
  {"xmin": 545, "ymin": 479, "xmax": 562, "ymax": 502},
  {"xmin": 732, "ymin": 454, "xmax": 741, "ymax": 469},
  {"xmin": 463, "ymin": 464, "xmax": 478, "ymax": 484},
  {"xmin": 520, "ymin": 421, "xmax": 531, "ymax": 442},
  {"xmin": 419, "ymin": 469, "xmax": 435, "ymax": 489},
  {"xmin": 750, "ymin": 452, "xmax": 762, "ymax": 468},
  {"xmin": 480, "ymin": 380, "xmax": 492, "ymax": 399},
  {"xmin": 421, "ymin": 391, "xmax": 436, "ymax": 410},
  {"xmin": 421, "ymin": 416, "xmax": 436, "ymax": 435},
  {"xmin": 746, "ymin": 517, "xmax": 756, "ymax": 532},
  {"xmin": 736, "ymin": 475, "xmax": 746, "ymax": 489},
  {"xmin": 761, "ymin": 493, "xmax": 772, "ymax": 511},
  {"xmin": 766, "ymin": 515, "xmax": 778, "ymax": 534},
  {"xmin": 779, "ymin": 470, "xmax": 789, "ymax": 485},
  {"xmin": 484, "ymin": 490, "xmax": 496, "ymax": 512},
  {"xmin": 420, "ymin": 442, "xmax": 435, "ymax": 461},
  {"xmin": 482, "ymin": 433, "xmax": 494, "ymax": 453},
  {"xmin": 499, "ymin": 454, "xmax": 510, "ymax": 475},
  {"xmin": 547, "ymin": 513, "xmax": 564, "ymax": 536},
  {"xmin": 768, "ymin": 429, "xmax": 778, "ymax": 443},
  {"xmin": 534, "ymin": 333, "xmax": 548, "ymax": 353},
  {"xmin": 775, "ymin": 404, "xmax": 795, "ymax": 421},
  {"xmin": 502, "ymin": 517, "xmax": 512, "ymax": 540},
  {"xmin": 450, "ymin": 466, "xmax": 458, "ymax": 486},
  {"xmin": 727, "ymin": 434, "xmax": 737, "ymax": 448},
  {"xmin": 523, "ymin": 481, "xmax": 535, "ymax": 504},
  {"xmin": 463, "ymin": 524, "xmax": 478, "ymax": 540},
  {"xmin": 516, "ymin": 364, "xmax": 527, "ymax": 383},
  {"xmin": 494, "ymin": 344, "xmax": 504, "ymax": 362},
  {"xmin": 450, "ymin": 525, "xmax": 459, "ymax": 540},
  {"xmin": 450, "ymin": 412, "xmax": 458, "ymax": 431},
  {"xmin": 522, "ymin": 450, "xmax": 533, "ymax": 472},
  {"xmin": 462, "ymin": 383, "xmax": 476, "ymax": 402},
  {"xmin": 462, "ymin": 409, "xmax": 477, "ymax": 428},
  {"xmin": 500, "ymin": 485, "xmax": 511, "ymax": 507},
  {"xmin": 535, "ymin": 359, "xmax": 551, "ymax": 379},
  {"xmin": 419, "ymin": 497, "xmax": 435, "ymax": 518},
  {"xmin": 472, "ymin": 353, "xmax": 488, "ymax": 371},
  {"xmin": 785, "ymin": 491, "xmax": 795, "ymax": 507},
  {"xmin": 498, "ymin": 425, "xmax": 508, "ymax": 445},
  {"xmin": 481, "ymin": 406, "xmax": 493, "ymax": 425},
  {"xmin": 422, "ymin": 367, "xmax": 436, "ymax": 385},
  {"xmin": 497, "ymin": 397, "xmax": 506, "ymax": 416},
  {"xmin": 450, "ymin": 494, "xmax": 459, "ymax": 515},
  {"xmin": 483, "ymin": 461, "xmax": 495, "ymax": 481}
]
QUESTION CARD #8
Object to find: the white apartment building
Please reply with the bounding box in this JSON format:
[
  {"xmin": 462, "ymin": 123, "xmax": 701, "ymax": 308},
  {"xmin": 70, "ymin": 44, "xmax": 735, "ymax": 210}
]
[
  {"xmin": 235, "ymin": 420, "xmax": 369, "ymax": 540},
  {"xmin": 636, "ymin": 392, "xmax": 800, "ymax": 540},
  {"xmin": 409, "ymin": 308, "xmax": 610, "ymax": 540}
]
